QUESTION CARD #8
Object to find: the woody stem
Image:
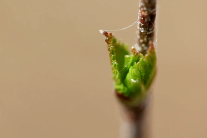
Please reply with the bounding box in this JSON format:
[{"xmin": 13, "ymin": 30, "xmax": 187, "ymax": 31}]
[{"xmin": 137, "ymin": 0, "xmax": 156, "ymax": 55}]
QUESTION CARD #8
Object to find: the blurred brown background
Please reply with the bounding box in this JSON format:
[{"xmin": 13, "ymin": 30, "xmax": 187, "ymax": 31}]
[{"xmin": 0, "ymin": 0, "xmax": 207, "ymax": 138}]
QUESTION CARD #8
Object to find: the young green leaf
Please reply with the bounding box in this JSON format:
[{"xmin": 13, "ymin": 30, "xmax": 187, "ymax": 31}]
[{"xmin": 102, "ymin": 31, "xmax": 156, "ymax": 105}]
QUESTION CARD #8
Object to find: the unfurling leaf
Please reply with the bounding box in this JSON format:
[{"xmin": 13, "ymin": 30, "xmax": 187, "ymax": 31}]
[{"xmin": 102, "ymin": 31, "xmax": 156, "ymax": 105}]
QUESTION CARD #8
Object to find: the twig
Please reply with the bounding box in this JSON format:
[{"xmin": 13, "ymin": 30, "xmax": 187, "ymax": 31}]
[
  {"xmin": 117, "ymin": 93, "xmax": 152, "ymax": 138},
  {"xmin": 118, "ymin": 0, "xmax": 157, "ymax": 137},
  {"xmin": 100, "ymin": 0, "xmax": 157, "ymax": 138},
  {"xmin": 137, "ymin": 0, "xmax": 156, "ymax": 55}
]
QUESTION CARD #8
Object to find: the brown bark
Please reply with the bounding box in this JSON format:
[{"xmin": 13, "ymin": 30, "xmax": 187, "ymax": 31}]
[{"xmin": 137, "ymin": 0, "xmax": 156, "ymax": 55}]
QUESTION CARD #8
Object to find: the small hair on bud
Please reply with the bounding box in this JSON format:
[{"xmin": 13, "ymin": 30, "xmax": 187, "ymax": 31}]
[
  {"xmin": 99, "ymin": 19, "xmax": 138, "ymax": 33},
  {"xmin": 99, "ymin": 30, "xmax": 104, "ymax": 34}
]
